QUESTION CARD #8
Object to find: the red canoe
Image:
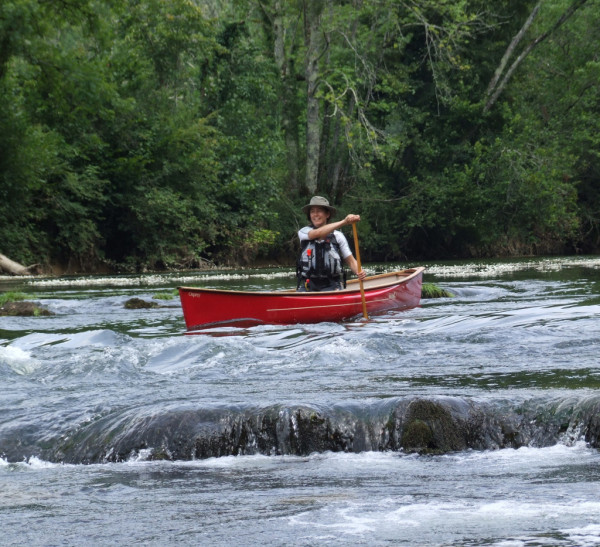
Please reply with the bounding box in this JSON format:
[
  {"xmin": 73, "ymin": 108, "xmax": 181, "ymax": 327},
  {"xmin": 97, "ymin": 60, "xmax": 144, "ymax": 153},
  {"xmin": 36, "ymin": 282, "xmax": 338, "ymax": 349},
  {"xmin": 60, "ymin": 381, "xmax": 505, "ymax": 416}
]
[{"xmin": 178, "ymin": 267, "xmax": 424, "ymax": 330}]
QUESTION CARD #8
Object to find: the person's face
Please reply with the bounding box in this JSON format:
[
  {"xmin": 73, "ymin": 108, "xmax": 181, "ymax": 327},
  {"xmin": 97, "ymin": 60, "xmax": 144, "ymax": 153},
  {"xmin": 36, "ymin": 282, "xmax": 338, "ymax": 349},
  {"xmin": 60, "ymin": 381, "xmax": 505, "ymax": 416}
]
[{"xmin": 310, "ymin": 206, "xmax": 330, "ymax": 228}]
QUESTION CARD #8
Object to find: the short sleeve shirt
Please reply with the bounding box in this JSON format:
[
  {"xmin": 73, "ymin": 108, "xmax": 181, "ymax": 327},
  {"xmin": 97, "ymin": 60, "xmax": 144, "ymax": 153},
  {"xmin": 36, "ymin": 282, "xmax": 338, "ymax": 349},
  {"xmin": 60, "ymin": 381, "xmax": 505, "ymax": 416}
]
[{"xmin": 298, "ymin": 226, "xmax": 352, "ymax": 259}]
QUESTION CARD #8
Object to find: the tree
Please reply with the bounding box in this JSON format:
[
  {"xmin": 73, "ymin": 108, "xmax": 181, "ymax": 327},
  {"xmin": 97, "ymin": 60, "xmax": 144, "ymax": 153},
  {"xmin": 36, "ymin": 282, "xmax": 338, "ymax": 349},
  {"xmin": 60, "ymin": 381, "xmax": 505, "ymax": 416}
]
[
  {"xmin": 1, "ymin": 0, "xmax": 599, "ymax": 270},
  {"xmin": 0, "ymin": 0, "xmax": 110, "ymax": 267},
  {"xmin": 484, "ymin": 0, "xmax": 590, "ymax": 113},
  {"xmin": 257, "ymin": 0, "xmax": 303, "ymax": 192}
]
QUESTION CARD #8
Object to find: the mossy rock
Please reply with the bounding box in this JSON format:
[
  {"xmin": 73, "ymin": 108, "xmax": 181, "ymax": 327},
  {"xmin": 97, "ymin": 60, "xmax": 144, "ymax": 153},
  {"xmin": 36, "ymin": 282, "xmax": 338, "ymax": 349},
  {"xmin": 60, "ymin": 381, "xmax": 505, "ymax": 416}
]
[
  {"xmin": 401, "ymin": 419, "xmax": 434, "ymax": 449},
  {"xmin": 421, "ymin": 283, "xmax": 454, "ymax": 299},
  {"xmin": 124, "ymin": 298, "xmax": 159, "ymax": 309},
  {"xmin": 0, "ymin": 291, "xmax": 28, "ymax": 306},
  {"xmin": 400, "ymin": 399, "xmax": 467, "ymax": 454},
  {"xmin": 0, "ymin": 301, "xmax": 54, "ymax": 316},
  {"xmin": 148, "ymin": 446, "xmax": 173, "ymax": 461},
  {"xmin": 585, "ymin": 408, "xmax": 600, "ymax": 449}
]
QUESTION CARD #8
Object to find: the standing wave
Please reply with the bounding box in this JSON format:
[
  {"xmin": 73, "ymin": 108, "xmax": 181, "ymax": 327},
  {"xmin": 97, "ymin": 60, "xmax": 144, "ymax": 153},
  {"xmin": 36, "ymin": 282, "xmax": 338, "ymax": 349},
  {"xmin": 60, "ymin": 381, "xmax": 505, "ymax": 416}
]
[{"xmin": 2, "ymin": 395, "xmax": 599, "ymax": 464}]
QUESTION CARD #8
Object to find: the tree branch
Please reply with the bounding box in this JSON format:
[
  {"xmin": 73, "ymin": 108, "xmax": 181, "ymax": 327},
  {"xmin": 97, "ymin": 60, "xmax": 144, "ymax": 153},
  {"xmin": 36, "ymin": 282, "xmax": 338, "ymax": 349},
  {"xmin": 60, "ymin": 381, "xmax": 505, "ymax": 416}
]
[
  {"xmin": 485, "ymin": 2, "xmax": 541, "ymax": 99},
  {"xmin": 484, "ymin": 0, "xmax": 589, "ymax": 113}
]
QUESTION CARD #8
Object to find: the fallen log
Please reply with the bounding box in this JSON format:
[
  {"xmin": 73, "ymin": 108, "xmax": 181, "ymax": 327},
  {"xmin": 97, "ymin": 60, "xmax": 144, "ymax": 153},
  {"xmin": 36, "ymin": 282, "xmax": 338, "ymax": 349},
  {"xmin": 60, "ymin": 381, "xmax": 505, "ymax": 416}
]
[{"xmin": 0, "ymin": 253, "xmax": 33, "ymax": 275}]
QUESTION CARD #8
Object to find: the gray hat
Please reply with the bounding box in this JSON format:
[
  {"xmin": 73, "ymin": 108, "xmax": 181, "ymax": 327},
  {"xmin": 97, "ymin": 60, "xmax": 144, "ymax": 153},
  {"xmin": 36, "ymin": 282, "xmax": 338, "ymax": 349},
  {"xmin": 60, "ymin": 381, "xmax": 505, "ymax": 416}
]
[{"xmin": 302, "ymin": 196, "xmax": 337, "ymax": 216}]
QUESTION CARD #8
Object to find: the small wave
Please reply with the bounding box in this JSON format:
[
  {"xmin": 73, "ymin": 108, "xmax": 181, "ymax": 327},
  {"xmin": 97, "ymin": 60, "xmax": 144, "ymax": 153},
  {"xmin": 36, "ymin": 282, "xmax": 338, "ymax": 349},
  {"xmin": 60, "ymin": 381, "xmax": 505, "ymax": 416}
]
[
  {"xmin": 127, "ymin": 448, "xmax": 157, "ymax": 462},
  {"xmin": 0, "ymin": 345, "xmax": 41, "ymax": 375},
  {"xmin": 23, "ymin": 455, "xmax": 63, "ymax": 469},
  {"xmin": 0, "ymin": 456, "xmax": 64, "ymax": 470},
  {"xmin": 11, "ymin": 329, "xmax": 124, "ymax": 350},
  {"xmin": 559, "ymin": 524, "xmax": 600, "ymax": 547}
]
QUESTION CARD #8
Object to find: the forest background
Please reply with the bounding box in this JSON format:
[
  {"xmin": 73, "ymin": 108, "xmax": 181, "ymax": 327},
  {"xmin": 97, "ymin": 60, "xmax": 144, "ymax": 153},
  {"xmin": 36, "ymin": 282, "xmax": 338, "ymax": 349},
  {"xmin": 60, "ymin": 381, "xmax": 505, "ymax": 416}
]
[{"xmin": 0, "ymin": 0, "xmax": 598, "ymax": 273}]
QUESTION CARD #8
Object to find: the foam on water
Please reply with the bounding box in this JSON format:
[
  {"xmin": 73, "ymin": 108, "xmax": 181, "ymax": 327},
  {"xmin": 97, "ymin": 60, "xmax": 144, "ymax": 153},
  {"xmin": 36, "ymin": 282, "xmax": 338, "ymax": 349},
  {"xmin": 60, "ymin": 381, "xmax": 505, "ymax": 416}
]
[
  {"xmin": 94, "ymin": 439, "xmax": 598, "ymax": 473},
  {"xmin": 11, "ymin": 329, "xmax": 124, "ymax": 351},
  {"xmin": 24, "ymin": 270, "xmax": 296, "ymax": 288},
  {"xmin": 0, "ymin": 455, "xmax": 66, "ymax": 470},
  {"xmin": 281, "ymin": 445, "xmax": 600, "ymax": 543},
  {"xmin": 0, "ymin": 345, "xmax": 41, "ymax": 375},
  {"xmin": 558, "ymin": 525, "xmax": 600, "ymax": 547},
  {"xmin": 2, "ymin": 444, "xmax": 598, "ymax": 545},
  {"xmin": 425, "ymin": 256, "xmax": 600, "ymax": 278}
]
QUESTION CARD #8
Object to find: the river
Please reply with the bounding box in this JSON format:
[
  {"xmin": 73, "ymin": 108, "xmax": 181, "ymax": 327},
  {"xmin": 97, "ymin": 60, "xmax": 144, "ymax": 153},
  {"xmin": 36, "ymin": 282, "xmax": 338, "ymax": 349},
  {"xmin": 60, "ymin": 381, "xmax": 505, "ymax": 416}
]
[{"xmin": 1, "ymin": 256, "xmax": 600, "ymax": 546}]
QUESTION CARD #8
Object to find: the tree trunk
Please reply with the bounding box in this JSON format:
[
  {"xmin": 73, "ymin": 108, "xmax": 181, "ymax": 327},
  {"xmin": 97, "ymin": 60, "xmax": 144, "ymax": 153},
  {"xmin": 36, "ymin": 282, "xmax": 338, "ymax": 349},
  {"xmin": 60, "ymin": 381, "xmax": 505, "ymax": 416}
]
[
  {"xmin": 304, "ymin": 0, "xmax": 325, "ymax": 194},
  {"xmin": 271, "ymin": 0, "xmax": 301, "ymax": 192},
  {"xmin": 0, "ymin": 253, "xmax": 31, "ymax": 275},
  {"xmin": 485, "ymin": 1, "xmax": 541, "ymax": 102}
]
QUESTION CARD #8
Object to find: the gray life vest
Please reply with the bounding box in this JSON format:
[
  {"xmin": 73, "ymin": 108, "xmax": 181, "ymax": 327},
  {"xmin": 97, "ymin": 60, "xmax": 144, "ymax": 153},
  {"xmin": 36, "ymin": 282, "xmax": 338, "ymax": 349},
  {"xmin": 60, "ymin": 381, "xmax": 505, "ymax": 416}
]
[{"xmin": 297, "ymin": 232, "xmax": 344, "ymax": 288}]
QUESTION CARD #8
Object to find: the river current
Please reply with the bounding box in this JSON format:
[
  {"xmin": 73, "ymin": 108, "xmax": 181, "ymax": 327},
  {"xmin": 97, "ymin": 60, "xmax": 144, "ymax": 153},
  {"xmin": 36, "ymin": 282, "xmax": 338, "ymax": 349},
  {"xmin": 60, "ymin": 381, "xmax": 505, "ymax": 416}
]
[{"xmin": 1, "ymin": 256, "xmax": 600, "ymax": 546}]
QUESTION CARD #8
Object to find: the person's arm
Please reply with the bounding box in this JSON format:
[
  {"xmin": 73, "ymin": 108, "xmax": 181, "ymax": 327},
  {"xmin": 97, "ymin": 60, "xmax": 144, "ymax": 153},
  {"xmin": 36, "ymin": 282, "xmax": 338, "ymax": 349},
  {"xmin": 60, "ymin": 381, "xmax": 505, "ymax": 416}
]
[
  {"xmin": 308, "ymin": 214, "xmax": 361, "ymax": 240},
  {"xmin": 344, "ymin": 255, "xmax": 367, "ymax": 280}
]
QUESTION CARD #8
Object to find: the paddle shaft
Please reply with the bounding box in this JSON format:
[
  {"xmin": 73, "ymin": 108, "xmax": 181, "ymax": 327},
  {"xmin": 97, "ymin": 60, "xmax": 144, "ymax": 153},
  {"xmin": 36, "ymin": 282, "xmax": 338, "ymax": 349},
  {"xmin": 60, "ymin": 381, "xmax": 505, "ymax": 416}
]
[{"xmin": 352, "ymin": 223, "xmax": 368, "ymax": 320}]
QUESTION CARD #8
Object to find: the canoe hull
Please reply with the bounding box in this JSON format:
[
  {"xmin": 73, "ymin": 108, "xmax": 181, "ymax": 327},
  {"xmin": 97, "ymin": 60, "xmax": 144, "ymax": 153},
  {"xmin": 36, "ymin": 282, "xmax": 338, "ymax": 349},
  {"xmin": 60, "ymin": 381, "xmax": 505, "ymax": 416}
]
[{"xmin": 178, "ymin": 267, "xmax": 424, "ymax": 330}]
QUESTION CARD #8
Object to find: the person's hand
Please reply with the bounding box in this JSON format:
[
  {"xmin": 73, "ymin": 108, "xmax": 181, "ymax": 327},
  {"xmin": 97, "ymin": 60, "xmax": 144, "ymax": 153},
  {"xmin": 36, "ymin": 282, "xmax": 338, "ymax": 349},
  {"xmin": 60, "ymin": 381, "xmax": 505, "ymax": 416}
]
[
  {"xmin": 344, "ymin": 214, "xmax": 361, "ymax": 225},
  {"xmin": 357, "ymin": 269, "xmax": 367, "ymax": 280}
]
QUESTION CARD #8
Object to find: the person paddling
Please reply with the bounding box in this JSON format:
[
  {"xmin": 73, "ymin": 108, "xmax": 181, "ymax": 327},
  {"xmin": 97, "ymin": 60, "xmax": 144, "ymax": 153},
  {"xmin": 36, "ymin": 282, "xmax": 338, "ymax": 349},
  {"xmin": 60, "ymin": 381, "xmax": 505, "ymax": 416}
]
[{"xmin": 297, "ymin": 196, "xmax": 367, "ymax": 292}]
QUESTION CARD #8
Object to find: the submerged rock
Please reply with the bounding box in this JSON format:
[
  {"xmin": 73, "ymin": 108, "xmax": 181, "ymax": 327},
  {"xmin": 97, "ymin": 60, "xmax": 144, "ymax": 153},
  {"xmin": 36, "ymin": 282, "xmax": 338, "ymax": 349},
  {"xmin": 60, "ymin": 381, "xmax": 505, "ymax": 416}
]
[
  {"xmin": 583, "ymin": 399, "xmax": 600, "ymax": 449},
  {"xmin": 8, "ymin": 395, "xmax": 600, "ymax": 464},
  {"xmin": 124, "ymin": 298, "xmax": 158, "ymax": 309},
  {"xmin": 399, "ymin": 399, "xmax": 467, "ymax": 454},
  {"xmin": 0, "ymin": 301, "xmax": 53, "ymax": 316}
]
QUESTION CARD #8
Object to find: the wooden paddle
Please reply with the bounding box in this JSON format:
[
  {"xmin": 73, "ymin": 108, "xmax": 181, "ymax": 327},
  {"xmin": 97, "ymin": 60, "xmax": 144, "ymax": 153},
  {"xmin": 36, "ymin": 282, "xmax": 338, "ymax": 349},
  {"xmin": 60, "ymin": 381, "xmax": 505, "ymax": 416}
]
[{"xmin": 352, "ymin": 223, "xmax": 369, "ymax": 320}]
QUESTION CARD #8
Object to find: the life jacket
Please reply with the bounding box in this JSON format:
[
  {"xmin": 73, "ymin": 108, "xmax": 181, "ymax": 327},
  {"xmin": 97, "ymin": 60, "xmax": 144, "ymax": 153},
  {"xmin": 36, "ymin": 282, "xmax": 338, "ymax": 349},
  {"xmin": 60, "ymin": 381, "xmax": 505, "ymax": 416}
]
[{"xmin": 296, "ymin": 231, "xmax": 345, "ymax": 289}]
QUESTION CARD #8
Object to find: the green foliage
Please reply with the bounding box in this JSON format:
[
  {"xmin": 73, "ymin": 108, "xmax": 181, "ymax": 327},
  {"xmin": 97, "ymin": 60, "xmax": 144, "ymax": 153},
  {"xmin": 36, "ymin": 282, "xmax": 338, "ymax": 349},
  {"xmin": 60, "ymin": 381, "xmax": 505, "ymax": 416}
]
[
  {"xmin": 0, "ymin": 0, "xmax": 598, "ymax": 271},
  {"xmin": 345, "ymin": 0, "xmax": 597, "ymax": 259},
  {"xmin": 152, "ymin": 292, "xmax": 175, "ymax": 300},
  {"xmin": 0, "ymin": 292, "xmax": 28, "ymax": 306},
  {"xmin": 421, "ymin": 283, "xmax": 454, "ymax": 299}
]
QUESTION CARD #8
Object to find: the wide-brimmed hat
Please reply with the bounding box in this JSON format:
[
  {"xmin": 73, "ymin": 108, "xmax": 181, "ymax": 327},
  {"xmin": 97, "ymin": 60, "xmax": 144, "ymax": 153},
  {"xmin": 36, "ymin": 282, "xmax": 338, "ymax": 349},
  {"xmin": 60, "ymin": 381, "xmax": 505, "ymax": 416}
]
[{"xmin": 302, "ymin": 196, "xmax": 336, "ymax": 216}]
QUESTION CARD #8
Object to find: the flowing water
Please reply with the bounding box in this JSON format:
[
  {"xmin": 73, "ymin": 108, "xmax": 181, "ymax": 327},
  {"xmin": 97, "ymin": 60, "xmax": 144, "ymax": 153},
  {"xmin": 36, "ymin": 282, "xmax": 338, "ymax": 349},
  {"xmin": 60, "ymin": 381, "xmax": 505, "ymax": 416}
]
[{"xmin": 1, "ymin": 256, "xmax": 600, "ymax": 546}]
